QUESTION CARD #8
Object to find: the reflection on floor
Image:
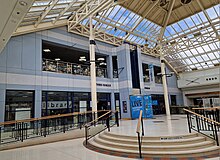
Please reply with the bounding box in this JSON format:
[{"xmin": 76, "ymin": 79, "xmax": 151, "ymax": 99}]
[{"xmin": 0, "ymin": 115, "xmax": 219, "ymax": 160}]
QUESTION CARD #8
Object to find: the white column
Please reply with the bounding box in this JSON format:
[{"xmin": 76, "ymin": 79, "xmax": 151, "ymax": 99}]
[
  {"xmin": 160, "ymin": 53, "xmax": 170, "ymax": 116},
  {"xmin": 89, "ymin": 16, "xmax": 97, "ymax": 113}
]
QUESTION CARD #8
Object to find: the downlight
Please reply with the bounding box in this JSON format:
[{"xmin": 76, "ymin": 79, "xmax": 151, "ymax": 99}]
[{"xmin": 181, "ymin": 0, "xmax": 192, "ymax": 5}]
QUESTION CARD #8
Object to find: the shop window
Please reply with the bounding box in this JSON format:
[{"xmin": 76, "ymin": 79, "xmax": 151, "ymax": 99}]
[
  {"xmin": 5, "ymin": 90, "xmax": 35, "ymax": 121},
  {"xmin": 171, "ymin": 95, "xmax": 177, "ymax": 106},
  {"xmin": 154, "ymin": 66, "xmax": 162, "ymax": 84},
  {"xmin": 42, "ymin": 40, "xmax": 108, "ymax": 78},
  {"xmin": 142, "ymin": 63, "xmax": 150, "ymax": 82},
  {"xmin": 112, "ymin": 56, "xmax": 118, "ymax": 78}
]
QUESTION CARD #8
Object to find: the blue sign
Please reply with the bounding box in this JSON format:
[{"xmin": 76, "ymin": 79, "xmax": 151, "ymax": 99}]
[
  {"xmin": 130, "ymin": 95, "xmax": 143, "ymax": 119},
  {"xmin": 143, "ymin": 95, "xmax": 153, "ymax": 118}
]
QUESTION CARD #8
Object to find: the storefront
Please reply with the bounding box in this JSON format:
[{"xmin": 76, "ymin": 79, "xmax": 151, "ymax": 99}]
[{"xmin": 5, "ymin": 90, "xmax": 35, "ymax": 121}]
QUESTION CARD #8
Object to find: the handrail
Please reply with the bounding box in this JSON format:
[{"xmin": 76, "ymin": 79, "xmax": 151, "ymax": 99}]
[
  {"xmin": 184, "ymin": 108, "xmax": 219, "ymax": 146},
  {"xmin": 192, "ymin": 106, "xmax": 220, "ymax": 110},
  {"xmin": 183, "ymin": 109, "xmax": 220, "ymax": 125},
  {"xmin": 136, "ymin": 110, "xmax": 143, "ymax": 134},
  {"xmin": 136, "ymin": 110, "xmax": 144, "ymax": 158},
  {"xmin": 0, "ymin": 110, "xmax": 107, "ymax": 126},
  {"xmin": 86, "ymin": 111, "xmax": 112, "ymax": 126}
]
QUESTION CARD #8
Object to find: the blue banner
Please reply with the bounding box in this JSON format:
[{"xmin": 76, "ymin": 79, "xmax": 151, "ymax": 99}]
[
  {"xmin": 130, "ymin": 95, "xmax": 143, "ymax": 119},
  {"xmin": 143, "ymin": 95, "xmax": 153, "ymax": 118}
]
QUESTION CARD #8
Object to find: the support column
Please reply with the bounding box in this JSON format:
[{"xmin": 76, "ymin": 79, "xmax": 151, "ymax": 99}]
[
  {"xmin": 89, "ymin": 16, "xmax": 97, "ymax": 113},
  {"xmin": 160, "ymin": 53, "xmax": 170, "ymax": 116}
]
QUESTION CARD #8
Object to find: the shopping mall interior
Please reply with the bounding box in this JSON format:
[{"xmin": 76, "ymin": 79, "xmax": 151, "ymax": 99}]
[{"xmin": 0, "ymin": 0, "xmax": 219, "ymax": 159}]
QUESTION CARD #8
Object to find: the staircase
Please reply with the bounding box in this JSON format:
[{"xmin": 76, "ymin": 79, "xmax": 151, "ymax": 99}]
[{"xmin": 87, "ymin": 131, "xmax": 220, "ymax": 158}]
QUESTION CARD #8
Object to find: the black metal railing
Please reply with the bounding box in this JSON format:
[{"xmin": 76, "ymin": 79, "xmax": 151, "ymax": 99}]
[
  {"xmin": 85, "ymin": 111, "xmax": 119, "ymax": 145},
  {"xmin": 184, "ymin": 108, "xmax": 220, "ymax": 146},
  {"xmin": 136, "ymin": 110, "xmax": 144, "ymax": 158},
  {"xmin": 0, "ymin": 110, "xmax": 108, "ymax": 145},
  {"xmin": 193, "ymin": 107, "xmax": 220, "ymax": 123}
]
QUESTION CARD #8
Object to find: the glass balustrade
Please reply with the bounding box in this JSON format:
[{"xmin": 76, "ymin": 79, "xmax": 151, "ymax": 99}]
[{"xmin": 42, "ymin": 59, "xmax": 108, "ymax": 78}]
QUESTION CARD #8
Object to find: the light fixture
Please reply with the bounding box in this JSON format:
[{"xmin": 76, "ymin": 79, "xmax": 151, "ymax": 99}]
[
  {"xmin": 193, "ymin": 32, "xmax": 201, "ymax": 37},
  {"xmin": 99, "ymin": 62, "xmax": 107, "ymax": 66},
  {"xmin": 114, "ymin": 27, "xmax": 117, "ymax": 31},
  {"xmin": 55, "ymin": 58, "xmax": 60, "ymax": 61},
  {"xmin": 19, "ymin": 1, "xmax": 28, "ymax": 6},
  {"xmin": 79, "ymin": 58, "xmax": 86, "ymax": 62},
  {"xmin": 97, "ymin": 58, "xmax": 105, "ymax": 61},
  {"xmin": 80, "ymin": 56, "xmax": 86, "ymax": 59},
  {"xmin": 43, "ymin": 49, "xmax": 51, "ymax": 52}
]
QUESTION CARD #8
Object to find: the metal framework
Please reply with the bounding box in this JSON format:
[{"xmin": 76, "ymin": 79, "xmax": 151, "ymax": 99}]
[{"xmin": 8, "ymin": 0, "xmax": 220, "ymax": 73}]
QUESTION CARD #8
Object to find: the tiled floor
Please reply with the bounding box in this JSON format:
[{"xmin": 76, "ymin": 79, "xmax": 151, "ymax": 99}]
[{"xmin": 0, "ymin": 115, "xmax": 219, "ymax": 160}]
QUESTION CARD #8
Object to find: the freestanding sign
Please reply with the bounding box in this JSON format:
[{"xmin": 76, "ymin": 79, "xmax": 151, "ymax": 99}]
[
  {"xmin": 130, "ymin": 95, "xmax": 143, "ymax": 119},
  {"xmin": 130, "ymin": 95, "xmax": 153, "ymax": 119},
  {"xmin": 143, "ymin": 95, "xmax": 153, "ymax": 118}
]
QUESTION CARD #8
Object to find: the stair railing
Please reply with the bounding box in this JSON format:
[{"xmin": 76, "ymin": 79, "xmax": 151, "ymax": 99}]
[
  {"xmin": 85, "ymin": 111, "xmax": 119, "ymax": 145},
  {"xmin": 184, "ymin": 108, "xmax": 220, "ymax": 146},
  {"xmin": 192, "ymin": 107, "xmax": 220, "ymax": 123},
  {"xmin": 0, "ymin": 110, "xmax": 108, "ymax": 145},
  {"xmin": 136, "ymin": 110, "xmax": 144, "ymax": 158}
]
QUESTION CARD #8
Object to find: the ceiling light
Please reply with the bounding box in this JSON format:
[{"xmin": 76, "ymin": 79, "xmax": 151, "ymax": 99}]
[
  {"xmin": 80, "ymin": 56, "xmax": 86, "ymax": 59},
  {"xmin": 19, "ymin": 1, "xmax": 28, "ymax": 6},
  {"xmin": 79, "ymin": 58, "xmax": 86, "ymax": 62},
  {"xmin": 97, "ymin": 58, "xmax": 105, "ymax": 61},
  {"xmin": 99, "ymin": 62, "xmax": 106, "ymax": 66},
  {"xmin": 55, "ymin": 58, "xmax": 60, "ymax": 61},
  {"xmin": 43, "ymin": 49, "xmax": 51, "ymax": 52}
]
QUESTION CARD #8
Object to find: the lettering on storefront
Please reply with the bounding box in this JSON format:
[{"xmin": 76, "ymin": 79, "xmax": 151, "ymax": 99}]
[
  {"xmin": 96, "ymin": 83, "xmax": 111, "ymax": 87},
  {"xmin": 42, "ymin": 101, "xmax": 71, "ymax": 109}
]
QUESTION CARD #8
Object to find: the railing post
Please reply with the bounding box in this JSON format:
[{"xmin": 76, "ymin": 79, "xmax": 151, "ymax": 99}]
[
  {"xmin": 115, "ymin": 111, "xmax": 119, "ymax": 127},
  {"xmin": 0, "ymin": 126, "xmax": 1, "ymax": 145},
  {"xmin": 21, "ymin": 122, "xmax": 24, "ymax": 142},
  {"xmin": 106, "ymin": 117, "xmax": 110, "ymax": 132},
  {"xmin": 213, "ymin": 123, "xmax": 219, "ymax": 146},
  {"xmin": 141, "ymin": 117, "xmax": 144, "ymax": 136},
  {"xmin": 137, "ymin": 132, "xmax": 142, "ymax": 158},
  {"xmin": 195, "ymin": 115, "xmax": 200, "ymax": 133},
  {"xmin": 85, "ymin": 125, "xmax": 88, "ymax": 145},
  {"xmin": 186, "ymin": 112, "xmax": 192, "ymax": 133}
]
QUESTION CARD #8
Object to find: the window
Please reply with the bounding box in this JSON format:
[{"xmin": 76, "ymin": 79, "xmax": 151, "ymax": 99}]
[
  {"xmin": 42, "ymin": 40, "xmax": 108, "ymax": 78},
  {"xmin": 112, "ymin": 56, "xmax": 118, "ymax": 78},
  {"xmin": 142, "ymin": 63, "xmax": 150, "ymax": 82},
  {"xmin": 5, "ymin": 90, "xmax": 34, "ymax": 121},
  {"xmin": 154, "ymin": 66, "xmax": 162, "ymax": 84}
]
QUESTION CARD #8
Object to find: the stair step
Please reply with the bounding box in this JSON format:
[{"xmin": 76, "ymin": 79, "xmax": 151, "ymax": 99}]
[
  {"xmin": 89, "ymin": 139, "xmax": 220, "ymax": 158},
  {"xmin": 104, "ymin": 131, "xmax": 198, "ymax": 141},
  {"xmin": 99, "ymin": 133, "xmax": 206, "ymax": 145},
  {"xmin": 94, "ymin": 136, "xmax": 215, "ymax": 151}
]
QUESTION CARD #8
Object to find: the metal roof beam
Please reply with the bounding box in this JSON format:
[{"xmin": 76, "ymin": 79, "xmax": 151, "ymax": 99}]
[
  {"xmin": 34, "ymin": 0, "xmax": 59, "ymax": 27},
  {"xmin": 124, "ymin": 0, "xmax": 160, "ymax": 40},
  {"xmin": 13, "ymin": 19, "xmax": 67, "ymax": 36},
  {"xmin": 195, "ymin": 0, "xmax": 220, "ymax": 41},
  {"xmin": 68, "ymin": 0, "xmax": 115, "ymax": 31}
]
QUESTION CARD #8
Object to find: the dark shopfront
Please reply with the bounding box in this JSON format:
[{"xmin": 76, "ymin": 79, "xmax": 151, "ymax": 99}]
[
  {"xmin": 42, "ymin": 91, "xmax": 111, "ymax": 117},
  {"xmin": 151, "ymin": 94, "xmax": 166, "ymax": 115}
]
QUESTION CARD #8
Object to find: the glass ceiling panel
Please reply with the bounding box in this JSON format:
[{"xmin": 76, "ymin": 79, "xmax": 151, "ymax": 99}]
[{"xmin": 164, "ymin": 4, "xmax": 220, "ymax": 72}]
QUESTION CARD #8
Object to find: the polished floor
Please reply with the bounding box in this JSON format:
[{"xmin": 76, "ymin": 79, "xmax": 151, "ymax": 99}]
[{"xmin": 0, "ymin": 114, "xmax": 219, "ymax": 160}]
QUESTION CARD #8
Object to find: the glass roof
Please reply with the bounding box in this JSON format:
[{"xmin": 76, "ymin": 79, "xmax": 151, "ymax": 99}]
[
  {"xmin": 163, "ymin": 5, "xmax": 219, "ymax": 72},
  {"xmin": 18, "ymin": 0, "xmax": 219, "ymax": 73}
]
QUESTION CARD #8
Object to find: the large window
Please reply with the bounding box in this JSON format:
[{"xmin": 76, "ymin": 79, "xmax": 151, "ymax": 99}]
[
  {"xmin": 42, "ymin": 41, "xmax": 108, "ymax": 78},
  {"xmin": 142, "ymin": 63, "xmax": 150, "ymax": 82},
  {"xmin": 112, "ymin": 56, "xmax": 118, "ymax": 78},
  {"xmin": 154, "ymin": 66, "xmax": 162, "ymax": 84},
  {"xmin": 5, "ymin": 90, "xmax": 35, "ymax": 121}
]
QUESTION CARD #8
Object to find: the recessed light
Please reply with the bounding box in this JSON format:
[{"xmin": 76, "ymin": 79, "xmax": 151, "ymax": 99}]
[
  {"xmin": 19, "ymin": 1, "xmax": 28, "ymax": 6},
  {"xmin": 43, "ymin": 49, "xmax": 51, "ymax": 52},
  {"xmin": 79, "ymin": 58, "xmax": 86, "ymax": 62},
  {"xmin": 97, "ymin": 58, "xmax": 105, "ymax": 61},
  {"xmin": 55, "ymin": 58, "xmax": 60, "ymax": 61},
  {"xmin": 80, "ymin": 56, "xmax": 86, "ymax": 59}
]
